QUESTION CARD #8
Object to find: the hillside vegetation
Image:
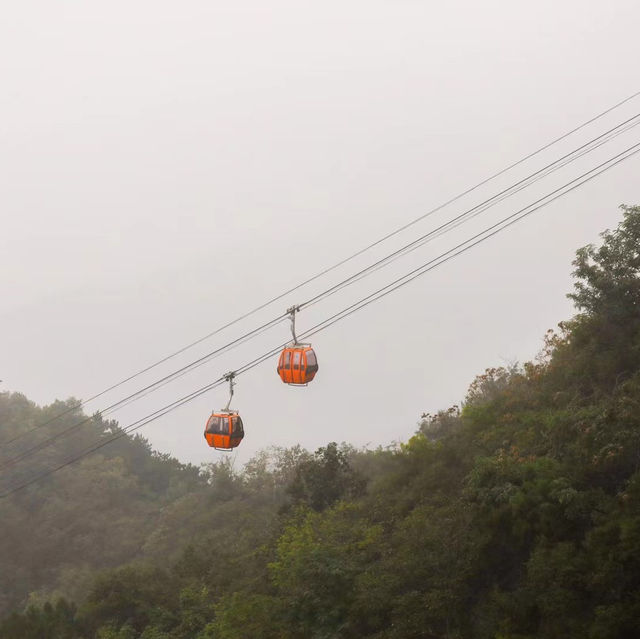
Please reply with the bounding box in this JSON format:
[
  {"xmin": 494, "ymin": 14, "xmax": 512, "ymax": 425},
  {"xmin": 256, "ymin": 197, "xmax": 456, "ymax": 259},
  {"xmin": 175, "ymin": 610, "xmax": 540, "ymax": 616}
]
[{"xmin": 1, "ymin": 205, "xmax": 640, "ymax": 638}]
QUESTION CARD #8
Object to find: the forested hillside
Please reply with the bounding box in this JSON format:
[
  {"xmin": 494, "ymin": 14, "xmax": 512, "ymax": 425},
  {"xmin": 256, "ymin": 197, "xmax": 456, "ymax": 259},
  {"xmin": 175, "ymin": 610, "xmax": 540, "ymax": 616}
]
[
  {"xmin": 2, "ymin": 205, "xmax": 640, "ymax": 638},
  {"xmin": 0, "ymin": 397, "xmax": 205, "ymax": 616}
]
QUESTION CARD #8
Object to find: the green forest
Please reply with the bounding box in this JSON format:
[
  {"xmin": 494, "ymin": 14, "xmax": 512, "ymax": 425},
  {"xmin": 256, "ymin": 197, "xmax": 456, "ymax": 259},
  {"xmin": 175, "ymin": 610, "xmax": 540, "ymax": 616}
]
[{"xmin": 1, "ymin": 205, "xmax": 640, "ymax": 638}]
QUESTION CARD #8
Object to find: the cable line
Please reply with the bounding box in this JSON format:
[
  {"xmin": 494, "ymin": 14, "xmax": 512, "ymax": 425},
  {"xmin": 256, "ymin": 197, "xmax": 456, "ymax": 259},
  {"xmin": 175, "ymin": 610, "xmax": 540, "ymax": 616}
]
[
  {"xmin": 2, "ymin": 140, "xmax": 638, "ymax": 499},
  {"xmin": 3, "ymin": 112, "xmax": 640, "ymax": 468},
  {"xmin": 298, "ymin": 113, "xmax": 640, "ymax": 311},
  {"xmin": 0, "ymin": 379, "xmax": 231, "ymax": 498},
  {"xmin": 300, "ymin": 142, "xmax": 640, "ymax": 338},
  {"xmin": 3, "ymin": 90, "xmax": 638, "ymax": 448},
  {"xmin": 0, "ymin": 315, "xmax": 287, "ymax": 470}
]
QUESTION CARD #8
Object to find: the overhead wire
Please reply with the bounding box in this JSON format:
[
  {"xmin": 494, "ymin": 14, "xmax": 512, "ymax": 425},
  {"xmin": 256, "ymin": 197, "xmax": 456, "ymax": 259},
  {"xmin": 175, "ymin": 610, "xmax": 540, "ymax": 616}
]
[
  {"xmin": 297, "ymin": 113, "xmax": 640, "ymax": 311},
  {"xmin": 3, "ymin": 89, "xmax": 638, "ymax": 447},
  {"xmin": 3, "ymin": 110, "xmax": 640, "ymax": 469},
  {"xmin": 299, "ymin": 141, "xmax": 640, "ymax": 338},
  {"xmin": 0, "ymin": 315, "xmax": 287, "ymax": 470},
  {"xmin": 2, "ymin": 139, "xmax": 638, "ymax": 499},
  {"xmin": 334, "ymin": 116, "xmax": 640, "ymax": 291},
  {"xmin": 0, "ymin": 378, "xmax": 231, "ymax": 498}
]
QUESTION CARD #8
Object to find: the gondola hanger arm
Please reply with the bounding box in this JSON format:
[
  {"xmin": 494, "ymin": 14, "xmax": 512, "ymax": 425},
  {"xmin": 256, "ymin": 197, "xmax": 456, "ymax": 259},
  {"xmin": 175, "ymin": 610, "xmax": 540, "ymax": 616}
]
[
  {"xmin": 287, "ymin": 305, "xmax": 301, "ymax": 345},
  {"xmin": 223, "ymin": 372, "xmax": 236, "ymax": 412}
]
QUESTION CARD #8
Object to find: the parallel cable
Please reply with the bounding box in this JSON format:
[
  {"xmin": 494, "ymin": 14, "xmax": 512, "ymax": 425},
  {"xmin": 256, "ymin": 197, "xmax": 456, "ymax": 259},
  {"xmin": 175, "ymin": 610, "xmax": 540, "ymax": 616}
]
[
  {"xmin": 299, "ymin": 142, "xmax": 640, "ymax": 338},
  {"xmin": 0, "ymin": 315, "xmax": 287, "ymax": 470},
  {"xmin": 0, "ymin": 378, "xmax": 230, "ymax": 498},
  {"xmin": 3, "ymin": 90, "xmax": 638, "ymax": 447},
  {"xmin": 332, "ymin": 116, "xmax": 640, "ymax": 293},
  {"xmin": 2, "ymin": 140, "xmax": 637, "ymax": 499},
  {"xmin": 3, "ymin": 113, "xmax": 640, "ymax": 468},
  {"xmin": 298, "ymin": 113, "xmax": 640, "ymax": 311}
]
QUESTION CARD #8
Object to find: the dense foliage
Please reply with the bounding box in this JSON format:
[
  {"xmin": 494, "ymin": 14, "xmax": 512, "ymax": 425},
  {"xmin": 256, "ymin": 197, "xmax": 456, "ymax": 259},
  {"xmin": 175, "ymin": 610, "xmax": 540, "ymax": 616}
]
[
  {"xmin": 2, "ymin": 205, "xmax": 640, "ymax": 638},
  {"xmin": 0, "ymin": 397, "xmax": 205, "ymax": 616}
]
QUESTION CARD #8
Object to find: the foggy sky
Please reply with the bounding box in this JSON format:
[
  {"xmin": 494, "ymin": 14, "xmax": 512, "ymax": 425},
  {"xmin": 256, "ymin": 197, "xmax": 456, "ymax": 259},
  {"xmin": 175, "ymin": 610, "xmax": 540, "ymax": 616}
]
[{"xmin": 1, "ymin": 0, "xmax": 639, "ymax": 468}]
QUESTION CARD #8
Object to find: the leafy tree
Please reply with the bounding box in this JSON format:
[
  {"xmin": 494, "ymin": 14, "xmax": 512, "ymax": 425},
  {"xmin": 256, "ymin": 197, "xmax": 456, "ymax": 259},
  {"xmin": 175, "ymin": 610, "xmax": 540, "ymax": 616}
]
[{"xmin": 285, "ymin": 442, "xmax": 366, "ymax": 512}]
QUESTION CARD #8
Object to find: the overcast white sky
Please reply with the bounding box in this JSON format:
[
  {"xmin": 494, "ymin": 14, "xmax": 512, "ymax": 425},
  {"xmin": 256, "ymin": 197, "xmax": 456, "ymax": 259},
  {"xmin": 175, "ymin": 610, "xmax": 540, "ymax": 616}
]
[{"xmin": 1, "ymin": 0, "xmax": 639, "ymax": 468}]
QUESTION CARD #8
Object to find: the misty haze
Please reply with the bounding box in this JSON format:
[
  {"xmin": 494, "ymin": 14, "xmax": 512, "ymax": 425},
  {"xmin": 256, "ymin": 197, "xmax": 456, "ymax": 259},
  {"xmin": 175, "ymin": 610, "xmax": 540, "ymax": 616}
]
[{"xmin": 1, "ymin": 1, "xmax": 639, "ymax": 637}]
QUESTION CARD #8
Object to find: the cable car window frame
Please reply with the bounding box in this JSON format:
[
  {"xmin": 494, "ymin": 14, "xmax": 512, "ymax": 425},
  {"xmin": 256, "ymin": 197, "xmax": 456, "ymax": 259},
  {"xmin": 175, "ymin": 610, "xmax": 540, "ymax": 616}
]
[
  {"xmin": 284, "ymin": 350, "xmax": 291, "ymax": 369},
  {"xmin": 293, "ymin": 350, "xmax": 301, "ymax": 370},
  {"xmin": 231, "ymin": 415, "xmax": 244, "ymax": 436},
  {"xmin": 207, "ymin": 415, "xmax": 229, "ymax": 435}
]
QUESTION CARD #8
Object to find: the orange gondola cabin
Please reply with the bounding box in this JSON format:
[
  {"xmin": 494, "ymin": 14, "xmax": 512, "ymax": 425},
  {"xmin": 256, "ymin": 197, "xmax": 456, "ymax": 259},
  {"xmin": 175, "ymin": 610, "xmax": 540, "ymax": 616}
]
[
  {"xmin": 204, "ymin": 373, "xmax": 244, "ymax": 451},
  {"xmin": 277, "ymin": 345, "xmax": 319, "ymax": 385},
  {"xmin": 277, "ymin": 306, "xmax": 319, "ymax": 386},
  {"xmin": 204, "ymin": 411, "xmax": 244, "ymax": 451}
]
